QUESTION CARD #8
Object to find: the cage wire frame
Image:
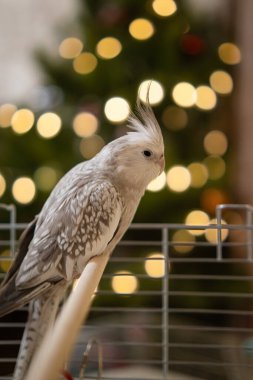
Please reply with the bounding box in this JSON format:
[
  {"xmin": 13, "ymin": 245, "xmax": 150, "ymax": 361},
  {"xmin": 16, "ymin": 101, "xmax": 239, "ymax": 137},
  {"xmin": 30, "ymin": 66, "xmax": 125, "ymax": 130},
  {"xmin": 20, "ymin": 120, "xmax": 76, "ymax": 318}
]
[{"xmin": 0, "ymin": 203, "xmax": 253, "ymax": 380}]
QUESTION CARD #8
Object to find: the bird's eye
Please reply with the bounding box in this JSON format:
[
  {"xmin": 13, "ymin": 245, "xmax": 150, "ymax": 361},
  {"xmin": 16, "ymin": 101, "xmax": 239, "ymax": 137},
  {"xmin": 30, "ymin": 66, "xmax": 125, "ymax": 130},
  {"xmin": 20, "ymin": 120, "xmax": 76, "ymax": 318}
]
[{"xmin": 143, "ymin": 149, "xmax": 153, "ymax": 158}]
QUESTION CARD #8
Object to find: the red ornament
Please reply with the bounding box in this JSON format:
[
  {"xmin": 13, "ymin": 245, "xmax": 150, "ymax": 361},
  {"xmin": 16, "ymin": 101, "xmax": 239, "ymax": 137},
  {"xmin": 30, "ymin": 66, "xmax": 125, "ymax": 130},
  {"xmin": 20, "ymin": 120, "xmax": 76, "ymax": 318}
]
[{"xmin": 180, "ymin": 34, "xmax": 206, "ymax": 56}]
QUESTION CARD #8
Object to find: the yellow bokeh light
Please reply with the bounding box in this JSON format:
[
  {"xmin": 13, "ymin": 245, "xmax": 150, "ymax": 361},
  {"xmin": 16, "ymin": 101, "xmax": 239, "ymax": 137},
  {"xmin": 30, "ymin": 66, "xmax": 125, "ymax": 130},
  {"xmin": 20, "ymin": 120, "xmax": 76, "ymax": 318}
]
[
  {"xmin": 172, "ymin": 230, "xmax": 195, "ymax": 254},
  {"xmin": 218, "ymin": 42, "xmax": 241, "ymax": 65},
  {"xmin": 79, "ymin": 135, "xmax": 105, "ymax": 160},
  {"xmin": 162, "ymin": 106, "xmax": 188, "ymax": 131},
  {"xmin": 138, "ymin": 80, "xmax": 165, "ymax": 105},
  {"xmin": 111, "ymin": 271, "xmax": 138, "ymax": 294},
  {"xmin": 185, "ymin": 210, "xmax": 210, "ymax": 236},
  {"xmin": 203, "ymin": 155, "xmax": 226, "ymax": 180},
  {"xmin": 0, "ymin": 104, "xmax": 17, "ymax": 128},
  {"xmin": 12, "ymin": 177, "xmax": 36, "ymax": 204},
  {"xmin": 147, "ymin": 171, "xmax": 166, "ymax": 192},
  {"xmin": 11, "ymin": 109, "xmax": 34, "ymax": 134},
  {"xmin": 73, "ymin": 52, "xmax": 98, "ymax": 74},
  {"xmin": 152, "ymin": 0, "xmax": 177, "ymax": 17},
  {"xmin": 34, "ymin": 166, "xmax": 60, "ymax": 192},
  {"xmin": 167, "ymin": 166, "xmax": 191, "ymax": 192},
  {"xmin": 129, "ymin": 18, "xmax": 154, "ymax": 40},
  {"xmin": 59, "ymin": 37, "xmax": 83, "ymax": 59},
  {"xmin": 204, "ymin": 130, "xmax": 228, "ymax": 156},
  {"xmin": 37, "ymin": 112, "xmax": 62, "ymax": 139},
  {"xmin": 195, "ymin": 85, "xmax": 217, "ymax": 111},
  {"xmin": 0, "ymin": 250, "xmax": 12, "ymax": 273},
  {"xmin": 205, "ymin": 218, "xmax": 228, "ymax": 243},
  {"xmin": 188, "ymin": 162, "xmax": 208, "ymax": 188},
  {"xmin": 0, "ymin": 174, "xmax": 6, "ymax": 197},
  {"xmin": 96, "ymin": 37, "xmax": 122, "ymax": 59},
  {"xmin": 172, "ymin": 82, "xmax": 196, "ymax": 108},
  {"xmin": 104, "ymin": 97, "xmax": 130, "ymax": 123},
  {"xmin": 209, "ymin": 70, "xmax": 233, "ymax": 95},
  {"xmin": 145, "ymin": 253, "xmax": 165, "ymax": 278},
  {"xmin": 73, "ymin": 112, "xmax": 98, "ymax": 138}
]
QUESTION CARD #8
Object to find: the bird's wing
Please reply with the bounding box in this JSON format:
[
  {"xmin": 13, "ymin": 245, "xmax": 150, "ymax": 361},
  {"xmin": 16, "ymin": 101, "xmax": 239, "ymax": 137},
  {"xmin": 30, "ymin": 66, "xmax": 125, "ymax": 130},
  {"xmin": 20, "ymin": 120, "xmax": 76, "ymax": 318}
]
[{"xmin": 15, "ymin": 180, "xmax": 123, "ymax": 289}]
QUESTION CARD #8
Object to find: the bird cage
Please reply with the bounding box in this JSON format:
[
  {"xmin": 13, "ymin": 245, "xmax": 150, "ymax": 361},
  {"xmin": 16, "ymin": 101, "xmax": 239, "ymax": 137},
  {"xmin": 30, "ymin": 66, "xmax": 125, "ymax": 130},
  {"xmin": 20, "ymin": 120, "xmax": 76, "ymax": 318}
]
[{"xmin": 1, "ymin": 202, "xmax": 253, "ymax": 380}]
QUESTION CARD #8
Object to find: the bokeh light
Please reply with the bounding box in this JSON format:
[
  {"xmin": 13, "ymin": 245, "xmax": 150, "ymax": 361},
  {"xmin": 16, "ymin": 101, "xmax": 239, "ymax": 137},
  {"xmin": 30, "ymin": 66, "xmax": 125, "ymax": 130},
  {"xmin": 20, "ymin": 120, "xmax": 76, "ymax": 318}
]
[
  {"xmin": 195, "ymin": 85, "xmax": 217, "ymax": 111},
  {"xmin": 37, "ymin": 112, "xmax": 62, "ymax": 139},
  {"xmin": 138, "ymin": 80, "xmax": 165, "ymax": 105},
  {"xmin": 0, "ymin": 173, "xmax": 6, "ymax": 197},
  {"xmin": 172, "ymin": 230, "xmax": 195, "ymax": 254},
  {"xmin": 144, "ymin": 253, "xmax": 165, "ymax": 278},
  {"xmin": 111, "ymin": 271, "xmax": 138, "ymax": 294},
  {"xmin": 167, "ymin": 166, "xmax": 191, "ymax": 192},
  {"xmin": 0, "ymin": 250, "xmax": 12, "ymax": 273},
  {"xmin": 34, "ymin": 166, "xmax": 61, "ymax": 192},
  {"xmin": 79, "ymin": 135, "xmax": 105, "ymax": 159},
  {"xmin": 209, "ymin": 70, "xmax": 233, "ymax": 95},
  {"xmin": 73, "ymin": 112, "xmax": 98, "ymax": 137},
  {"xmin": 96, "ymin": 37, "xmax": 122, "ymax": 59},
  {"xmin": 218, "ymin": 42, "xmax": 241, "ymax": 65},
  {"xmin": 162, "ymin": 106, "xmax": 188, "ymax": 131},
  {"xmin": 129, "ymin": 18, "xmax": 154, "ymax": 40},
  {"xmin": 104, "ymin": 97, "xmax": 130, "ymax": 123},
  {"xmin": 204, "ymin": 130, "xmax": 228, "ymax": 156},
  {"xmin": 12, "ymin": 177, "xmax": 36, "ymax": 204},
  {"xmin": 185, "ymin": 210, "xmax": 210, "ymax": 236},
  {"xmin": 59, "ymin": 37, "xmax": 83, "ymax": 59},
  {"xmin": 188, "ymin": 162, "xmax": 208, "ymax": 188},
  {"xmin": 172, "ymin": 82, "xmax": 196, "ymax": 108},
  {"xmin": 11, "ymin": 109, "xmax": 34, "ymax": 134},
  {"xmin": 147, "ymin": 171, "xmax": 166, "ymax": 192},
  {"xmin": 201, "ymin": 188, "xmax": 229, "ymax": 215},
  {"xmin": 73, "ymin": 52, "xmax": 98, "ymax": 74},
  {"xmin": 203, "ymin": 156, "xmax": 226, "ymax": 180},
  {"xmin": 0, "ymin": 104, "xmax": 17, "ymax": 128},
  {"xmin": 205, "ymin": 218, "xmax": 228, "ymax": 243},
  {"xmin": 152, "ymin": 0, "xmax": 177, "ymax": 17}
]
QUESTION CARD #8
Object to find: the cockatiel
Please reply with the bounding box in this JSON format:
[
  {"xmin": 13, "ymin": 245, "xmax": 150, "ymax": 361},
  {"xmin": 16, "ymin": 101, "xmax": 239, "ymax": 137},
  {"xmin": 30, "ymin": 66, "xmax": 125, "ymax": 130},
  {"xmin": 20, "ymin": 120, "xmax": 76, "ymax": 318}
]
[{"xmin": 0, "ymin": 101, "xmax": 164, "ymax": 380}]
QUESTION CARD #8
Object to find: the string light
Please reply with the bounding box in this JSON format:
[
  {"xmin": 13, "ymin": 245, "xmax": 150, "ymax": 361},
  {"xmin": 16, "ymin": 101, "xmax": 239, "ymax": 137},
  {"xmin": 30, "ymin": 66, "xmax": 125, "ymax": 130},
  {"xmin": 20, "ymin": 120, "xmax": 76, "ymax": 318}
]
[
  {"xmin": 34, "ymin": 166, "xmax": 61, "ymax": 192},
  {"xmin": 144, "ymin": 253, "xmax": 165, "ymax": 278},
  {"xmin": 0, "ymin": 104, "xmax": 17, "ymax": 128},
  {"xmin": 162, "ymin": 106, "xmax": 188, "ymax": 131},
  {"xmin": 96, "ymin": 37, "xmax": 122, "ymax": 59},
  {"xmin": 37, "ymin": 112, "xmax": 62, "ymax": 139},
  {"xmin": 172, "ymin": 230, "xmax": 195, "ymax": 254},
  {"xmin": 147, "ymin": 171, "xmax": 166, "ymax": 192},
  {"xmin": 185, "ymin": 210, "xmax": 210, "ymax": 236},
  {"xmin": 172, "ymin": 82, "xmax": 196, "ymax": 108},
  {"xmin": 188, "ymin": 162, "xmax": 208, "ymax": 188},
  {"xmin": 218, "ymin": 42, "xmax": 241, "ymax": 65},
  {"xmin": 138, "ymin": 80, "xmax": 165, "ymax": 105},
  {"xmin": 73, "ymin": 112, "xmax": 98, "ymax": 137},
  {"xmin": 111, "ymin": 271, "xmax": 138, "ymax": 294},
  {"xmin": 167, "ymin": 166, "xmax": 191, "ymax": 192},
  {"xmin": 59, "ymin": 37, "xmax": 83, "ymax": 59},
  {"xmin": 129, "ymin": 18, "xmax": 154, "ymax": 40},
  {"xmin": 104, "ymin": 97, "xmax": 130, "ymax": 123},
  {"xmin": 204, "ymin": 130, "xmax": 228, "ymax": 156},
  {"xmin": 205, "ymin": 218, "xmax": 228, "ymax": 243},
  {"xmin": 195, "ymin": 85, "xmax": 217, "ymax": 111},
  {"xmin": 79, "ymin": 135, "xmax": 105, "ymax": 160},
  {"xmin": 203, "ymin": 155, "xmax": 226, "ymax": 180},
  {"xmin": 152, "ymin": 0, "xmax": 177, "ymax": 17},
  {"xmin": 12, "ymin": 177, "xmax": 36, "ymax": 204},
  {"xmin": 11, "ymin": 109, "xmax": 34, "ymax": 134},
  {"xmin": 209, "ymin": 70, "xmax": 233, "ymax": 95},
  {"xmin": 73, "ymin": 52, "xmax": 98, "ymax": 74},
  {"xmin": 0, "ymin": 174, "xmax": 6, "ymax": 197}
]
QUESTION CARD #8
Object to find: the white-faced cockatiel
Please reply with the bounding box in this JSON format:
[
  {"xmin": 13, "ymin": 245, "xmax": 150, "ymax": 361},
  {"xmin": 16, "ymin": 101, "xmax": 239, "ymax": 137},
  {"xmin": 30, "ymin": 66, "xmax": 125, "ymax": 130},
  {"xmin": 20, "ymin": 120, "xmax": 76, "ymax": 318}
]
[{"xmin": 0, "ymin": 101, "xmax": 165, "ymax": 380}]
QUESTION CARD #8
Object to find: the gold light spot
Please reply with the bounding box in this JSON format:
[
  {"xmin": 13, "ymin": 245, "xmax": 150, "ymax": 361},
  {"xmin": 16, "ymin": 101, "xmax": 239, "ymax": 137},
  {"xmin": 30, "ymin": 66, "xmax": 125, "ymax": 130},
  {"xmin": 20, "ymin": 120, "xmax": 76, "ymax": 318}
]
[
  {"xmin": 73, "ymin": 52, "xmax": 98, "ymax": 74},
  {"xmin": 203, "ymin": 155, "xmax": 226, "ymax": 180},
  {"xmin": 185, "ymin": 210, "xmax": 210, "ymax": 236},
  {"xmin": 218, "ymin": 42, "xmax": 241, "ymax": 65},
  {"xmin": 205, "ymin": 218, "xmax": 228, "ymax": 243},
  {"xmin": 104, "ymin": 97, "xmax": 130, "ymax": 123},
  {"xmin": 145, "ymin": 253, "xmax": 165, "ymax": 278},
  {"xmin": 204, "ymin": 130, "xmax": 228, "ymax": 156},
  {"xmin": 172, "ymin": 82, "xmax": 196, "ymax": 108},
  {"xmin": 152, "ymin": 0, "xmax": 177, "ymax": 17},
  {"xmin": 172, "ymin": 230, "xmax": 195, "ymax": 254},
  {"xmin": 162, "ymin": 106, "xmax": 188, "ymax": 131},
  {"xmin": 0, "ymin": 104, "xmax": 17, "ymax": 128},
  {"xmin": 59, "ymin": 37, "xmax": 83, "ymax": 59},
  {"xmin": 37, "ymin": 112, "xmax": 62, "ymax": 139},
  {"xmin": 0, "ymin": 174, "xmax": 6, "ymax": 197},
  {"xmin": 34, "ymin": 166, "xmax": 61, "ymax": 192},
  {"xmin": 79, "ymin": 135, "xmax": 105, "ymax": 160},
  {"xmin": 12, "ymin": 177, "xmax": 36, "ymax": 204},
  {"xmin": 0, "ymin": 250, "xmax": 12, "ymax": 272},
  {"xmin": 11, "ymin": 109, "xmax": 34, "ymax": 134},
  {"xmin": 195, "ymin": 85, "xmax": 217, "ymax": 110},
  {"xmin": 96, "ymin": 37, "xmax": 122, "ymax": 59},
  {"xmin": 138, "ymin": 80, "xmax": 165, "ymax": 105},
  {"xmin": 188, "ymin": 162, "xmax": 208, "ymax": 188},
  {"xmin": 209, "ymin": 70, "xmax": 233, "ymax": 95},
  {"xmin": 147, "ymin": 171, "xmax": 166, "ymax": 192},
  {"xmin": 111, "ymin": 271, "xmax": 138, "ymax": 294},
  {"xmin": 73, "ymin": 112, "xmax": 98, "ymax": 138},
  {"xmin": 129, "ymin": 18, "xmax": 154, "ymax": 40},
  {"xmin": 167, "ymin": 166, "xmax": 191, "ymax": 192}
]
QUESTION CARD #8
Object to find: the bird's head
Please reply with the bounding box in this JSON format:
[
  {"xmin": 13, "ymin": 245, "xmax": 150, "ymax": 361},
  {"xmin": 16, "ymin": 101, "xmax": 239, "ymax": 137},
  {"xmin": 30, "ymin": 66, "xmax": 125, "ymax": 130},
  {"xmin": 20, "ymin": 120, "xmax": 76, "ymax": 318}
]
[{"xmin": 102, "ymin": 101, "xmax": 165, "ymax": 193}]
